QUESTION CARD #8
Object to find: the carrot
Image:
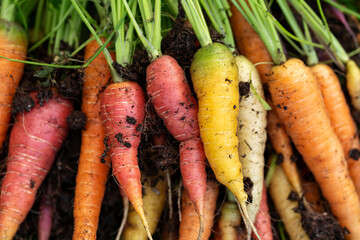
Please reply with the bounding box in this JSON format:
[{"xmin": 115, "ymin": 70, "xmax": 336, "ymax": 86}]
[
  {"xmin": 252, "ymin": 182, "xmax": 272, "ymax": 240},
  {"xmin": 235, "ymin": 55, "xmax": 267, "ymax": 223},
  {"xmin": 69, "ymin": 0, "xmax": 154, "ymax": 238},
  {"xmin": 38, "ymin": 195, "xmax": 53, "ymax": 240},
  {"xmin": 217, "ymin": 202, "xmax": 242, "ymax": 240},
  {"xmin": 0, "ymin": 89, "xmax": 73, "ymax": 238},
  {"xmin": 73, "ymin": 38, "xmax": 113, "ymax": 240},
  {"xmin": 311, "ymin": 63, "xmax": 360, "ymax": 195},
  {"xmin": 215, "ymin": 191, "xmax": 244, "ymax": 240},
  {"xmin": 267, "ymin": 109, "xmax": 302, "ymax": 195},
  {"xmin": 146, "ymin": 56, "xmax": 207, "ymax": 229},
  {"xmin": 0, "ymin": 19, "xmax": 27, "ymax": 149},
  {"xmin": 229, "ymin": 1, "xmax": 272, "ymax": 84},
  {"xmin": 100, "ymin": 81, "xmax": 148, "ymax": 236},
  {"xmin": 178, "ymin": 180, "xmax": 219, "ymax": 240},
  {"xmin": 124, "ymin": 0, "xmax": 208, "ymax": 235},
  {"xmin": 122, "ymin": 173, "xmax": 166, "ymax": 240},
  {"xmin": 346, "ymin": 60, "xmax": 360, "ymax": 112},
  {"xmin": 268, "ymin": 58, "xmax": 360, "ymax": 239},
  {"xmin": 269, "ymin": 166, "xmax": 309, "ymax": 240},
  {"xmin": 181, "ymin": 0, "xmax": 257, "ymax": 233}
]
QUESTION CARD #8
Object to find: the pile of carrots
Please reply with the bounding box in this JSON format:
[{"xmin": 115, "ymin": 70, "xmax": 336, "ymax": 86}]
[{"xmin": 0, "ymin": 0, "xmax": 360, "ymax": 239}]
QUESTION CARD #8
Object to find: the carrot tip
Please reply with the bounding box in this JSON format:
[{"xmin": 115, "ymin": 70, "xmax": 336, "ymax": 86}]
[
  {"xmin": 196, "ymin": 214, "xmax": 204, "ymax": 240},
  {"xmin": 136, "ymin": 207, "xmax": 153, "ymax": 240},
  {"xmin": 237, "ymin": 200, "xmax": 260, "ymax": 240}
]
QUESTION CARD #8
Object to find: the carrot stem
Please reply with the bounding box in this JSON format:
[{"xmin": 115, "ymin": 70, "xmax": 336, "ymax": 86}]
[
  {"xmin": 31, "ymin": 0, "xmax": 45, "ymax": 43},
  {"xmin": 181, "ymin": 0, "xmax": 212, "ymax": 47},
  {"xmin": 1, "ymin": 0, "xmax": 15, "ymax": 21},
  {"xmin": 122, "ymin": 0, "xmax": 160, "ymax": 61},
  {"xmin": 288, "ymin": 0, "xmax": 349, "ymax": 66},
  {"xmin": 70, "ymin": 0, "xmax": 122, "ymax": 82}
]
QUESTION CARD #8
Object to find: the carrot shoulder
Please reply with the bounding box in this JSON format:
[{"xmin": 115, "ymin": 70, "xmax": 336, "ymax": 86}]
[
  {"xmin": 312, "ymin": 63, "xmax": 360, "ymax": 196},
  {"xmin": 0, "ymin": 19, "xmax": 27, "ymax": 149},
  {"xmin": 0, "ymin": 90, "xmax": 73, "ymax": 238},
  {"xmin": 269, "ymin": 58, "xmax": 360, "ymax": 239},
  {"xmin": 73, "ymin": 39, "xmax": 112, "ymax": 240}
]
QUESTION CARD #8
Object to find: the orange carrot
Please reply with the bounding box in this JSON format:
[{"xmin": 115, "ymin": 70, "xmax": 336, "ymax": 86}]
[
  {"xmin": 0, "ymin": 89, "xmax": 73, "ymax": 238},
  {"xmin": 268, "ymin": 58, "xmax": 360, "ymax": 239},
  {"xmin": 229, "ymin": 1, "xmax": 272, "ymax": 84},
  {"xmin": 267, "ymin": 108, "xmax": 302, "ymax": 195},
  {"xmin": 178, "ymin": 180, "xmax": 219, "ymax": 240},
  {"xmin": 0, "ymin": 19, "xmax": 27, "ymax": 149},
  {"xmin": 311, "ymin": 63, "xmax": 360, "ymax": 195},
  {"xmin": 73, "ymin": 38, "xmax": 113, "ymax": 240}
]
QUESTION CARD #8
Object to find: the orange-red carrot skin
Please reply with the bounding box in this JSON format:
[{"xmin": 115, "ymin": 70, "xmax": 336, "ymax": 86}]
[
  {"xmin": 252, "ymin": 182, "xmax": 272, "ymax": 240},
  {"xmin": 229, "ymin": 2, "xmax": 272, "ymax": 84},
  {"xmin": 146, "ymin": 55, "xmax": 199, "ymax": 141},
  {"xmin": 312, "ymin": 63, "xmax": 360, "ymax": 195},
  {"xmin": 73, "ymin": 39, "xmax": 113, "ymax": 240},
  {"xmin": 146, "ymin": 55, "xmax": 206, "ymax": 217},
  {"xmin": 0, "ymin": 91, "xmax": 73, "ymax": 238},
  {"xmin": 100, "ymin": 81, "xmax": 145, "ymax": 212},
  {"xmin": 0, "ymin": 20, "xmax": 27, "ymax": 149},
  {"xmin": 268, "ymin": 58, "xmax": 360, "ymax": 239},
  {"xmin": 179, "ymin": 181, "xmax": 219, "ymax": 240}
]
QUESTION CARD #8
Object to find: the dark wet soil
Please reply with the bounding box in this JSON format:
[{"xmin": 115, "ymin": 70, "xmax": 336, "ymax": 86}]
[{"xmin": 298, "ymin": 198, "xmax": 345, "ymax": 240}]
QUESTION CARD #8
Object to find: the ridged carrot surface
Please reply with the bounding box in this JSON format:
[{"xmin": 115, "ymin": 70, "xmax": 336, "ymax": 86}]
[
  {"xmin": 312, "ymin": 63, "xmax": 360, "ymax": 196},
  {"xmin": 146, "ymin": 55, "xmax": 206, "ymax": 229},
  {"xmin": 0, "ymin": 19, "xmax": 27, "ymax": 149},
  {"xmin": 269, "ymin": 58, "xmax": 360, "ymax": 239},
  {"xmin": 73, "ymin": 39, "xmax": 112, "ymax": 240},
  {"xmin": 0, "ymin": 90, "xmax": 73, "ymax": 239},
  {"xmin": 100, "ymin": 81, "xmax": 149, "ymax": 237}
]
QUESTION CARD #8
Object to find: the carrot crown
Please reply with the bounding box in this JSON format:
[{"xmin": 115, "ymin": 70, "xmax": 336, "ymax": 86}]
[
  {"xmin": 230, "ymin": 0, "xmax": 286, "ymax": 65},
  {"xmin": 199, "ymin": 0, "xmax": 235, "ymax": 52},
  {"xmin": 287, "ymin": 0, "xmax": 350, "ymax": 68}
]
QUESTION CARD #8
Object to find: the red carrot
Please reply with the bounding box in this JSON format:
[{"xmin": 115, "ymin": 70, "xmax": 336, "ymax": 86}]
[
  {"xmin": 252, "ymin": 182, "xmax": 273, "ymax": 240},
  {"xmin": 146, "ymin": 55, "xmax": 207, "ymax": 235},
  {"xmin": 100, "ymin": 81, "xmax": 148, "ymax": 236},
  {"xmin": 0, "ymin": 89, "xmax": 73, "ymax": 238}
]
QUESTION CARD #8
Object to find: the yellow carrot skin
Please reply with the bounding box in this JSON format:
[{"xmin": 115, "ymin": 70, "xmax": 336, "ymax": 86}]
[
  {"xmin": 270, "ymin": 166, "xmax": 310, "ymax": 240},
  {"xmin": 122, "ymin": 174, "xmax": 166, "ymax": 240},
  {"xmin": 218, "ymin": 202, "xmax": 242, "ymax": 240},
  {"xmin": 190, "ymin": 43, "xmax": 247, "ymax": 209},
  {"xmin": 346, "ymin": 60, "xmax": 360, "ymax": 111}
]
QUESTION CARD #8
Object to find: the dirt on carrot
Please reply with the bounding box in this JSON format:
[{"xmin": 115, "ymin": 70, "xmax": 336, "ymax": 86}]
[{"xmin": 297, "ymin": 198, "xmax": 345, "ymax": 240}]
